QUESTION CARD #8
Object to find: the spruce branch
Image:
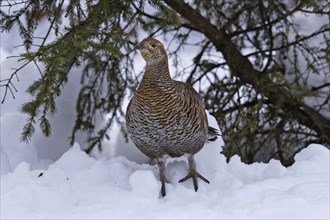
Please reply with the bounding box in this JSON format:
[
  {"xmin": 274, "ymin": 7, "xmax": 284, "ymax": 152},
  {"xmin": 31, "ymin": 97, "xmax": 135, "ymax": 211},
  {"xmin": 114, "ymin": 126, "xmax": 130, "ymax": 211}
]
[
  {"xmin": 0, "ymin": 61, "xmax": 28, "ymax": 103},
  {"xmin": 1, "ymin": 0, "xmax": 328, "ymax": 165}
]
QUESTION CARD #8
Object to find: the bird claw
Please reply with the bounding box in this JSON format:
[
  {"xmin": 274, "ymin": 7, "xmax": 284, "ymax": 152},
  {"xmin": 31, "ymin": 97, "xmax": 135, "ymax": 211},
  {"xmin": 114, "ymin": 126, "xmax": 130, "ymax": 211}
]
[{"xmin": 179, "ymin": 170, "xmax": 210, "ymax": 191}]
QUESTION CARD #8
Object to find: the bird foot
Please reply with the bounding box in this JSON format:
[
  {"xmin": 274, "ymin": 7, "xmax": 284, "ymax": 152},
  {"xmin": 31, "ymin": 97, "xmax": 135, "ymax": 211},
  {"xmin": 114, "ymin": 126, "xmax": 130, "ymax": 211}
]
[
  {"xmin": 157, "ymin": 158, "xmax": 168, "ymax": 197},
  {"xmin": 160, "ymin": 181, "xmax": 166, "ymax": 197},
  {"xmin": 178, "ymin": 170, "xmax": 210, "ymax": 191}
]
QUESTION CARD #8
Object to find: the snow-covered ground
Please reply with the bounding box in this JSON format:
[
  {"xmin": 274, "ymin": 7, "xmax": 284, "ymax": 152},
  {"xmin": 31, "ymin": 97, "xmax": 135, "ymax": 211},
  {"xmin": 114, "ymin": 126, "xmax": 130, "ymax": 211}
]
[{"xmin": 1, "ymin": 137, "xmax": 329, "ymax": 219}]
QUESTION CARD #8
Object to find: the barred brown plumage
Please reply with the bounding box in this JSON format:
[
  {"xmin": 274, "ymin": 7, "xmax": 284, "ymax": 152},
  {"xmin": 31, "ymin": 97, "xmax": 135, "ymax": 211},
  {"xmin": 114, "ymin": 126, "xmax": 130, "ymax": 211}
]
[{"xmin": 126, "ymin": 38, "xmax": 220, "ymax": 197}]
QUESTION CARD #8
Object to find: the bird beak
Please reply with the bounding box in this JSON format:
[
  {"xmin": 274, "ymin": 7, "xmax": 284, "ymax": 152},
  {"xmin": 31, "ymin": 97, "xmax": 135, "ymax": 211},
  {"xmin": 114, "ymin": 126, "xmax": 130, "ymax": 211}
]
[{"xmin": 135, "ymin": 44, "xmax": 144, "ymax": 50}]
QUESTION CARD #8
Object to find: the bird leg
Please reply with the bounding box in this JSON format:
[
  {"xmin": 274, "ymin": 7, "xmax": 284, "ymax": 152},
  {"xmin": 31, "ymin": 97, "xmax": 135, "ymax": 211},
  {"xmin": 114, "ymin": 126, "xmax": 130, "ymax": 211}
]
[
  {"xmin": 179, "ymin": 154, "xmax": 210, "ymax": 191},
  {"xmin": 156, "ymin": 157, "xmax": 168, "ymax": 197}
]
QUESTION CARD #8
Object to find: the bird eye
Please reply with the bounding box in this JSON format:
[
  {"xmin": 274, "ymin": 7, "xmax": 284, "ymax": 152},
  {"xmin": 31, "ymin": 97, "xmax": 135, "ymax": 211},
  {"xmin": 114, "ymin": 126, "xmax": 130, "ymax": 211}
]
[{"xmin": 151, "ymin": 44, "xmax": 157, "ymax": 48}]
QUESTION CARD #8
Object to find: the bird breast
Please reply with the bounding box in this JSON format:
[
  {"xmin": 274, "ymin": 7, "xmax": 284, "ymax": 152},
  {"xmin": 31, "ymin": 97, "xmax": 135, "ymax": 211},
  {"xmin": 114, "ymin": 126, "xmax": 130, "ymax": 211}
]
[{"xmin": 126, "ymin": 80, "xmax": 208, "ymax": 157}]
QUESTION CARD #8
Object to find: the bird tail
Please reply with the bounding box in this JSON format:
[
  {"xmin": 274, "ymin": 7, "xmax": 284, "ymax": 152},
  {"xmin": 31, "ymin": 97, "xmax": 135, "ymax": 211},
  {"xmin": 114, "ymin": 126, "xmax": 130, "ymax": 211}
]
[{"xmin": 208, "ymin": 126, "xmax": 220, "ymax": 142}]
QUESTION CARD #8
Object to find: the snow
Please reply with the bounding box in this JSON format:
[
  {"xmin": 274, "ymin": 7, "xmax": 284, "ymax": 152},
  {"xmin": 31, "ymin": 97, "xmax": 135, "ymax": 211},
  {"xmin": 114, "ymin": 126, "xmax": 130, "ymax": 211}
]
[
  {"xmin": 274, "ymin": 11, "xmax": 330, "ymax": 118},
  {"xmin": 0, "ymin": 112, "xmax": 39, "ymax": 172},
  {"xmin": 1, "ymin": 135, "xmax": 329, "ymax": 219}
]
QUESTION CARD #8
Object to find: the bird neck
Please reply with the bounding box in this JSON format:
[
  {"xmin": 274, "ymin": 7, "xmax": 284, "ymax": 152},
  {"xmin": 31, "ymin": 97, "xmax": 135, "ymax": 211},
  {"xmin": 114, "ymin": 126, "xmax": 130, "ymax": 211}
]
[{"xmin": 141, "ymin": 59, "xmax": 172, "ymax": 86}]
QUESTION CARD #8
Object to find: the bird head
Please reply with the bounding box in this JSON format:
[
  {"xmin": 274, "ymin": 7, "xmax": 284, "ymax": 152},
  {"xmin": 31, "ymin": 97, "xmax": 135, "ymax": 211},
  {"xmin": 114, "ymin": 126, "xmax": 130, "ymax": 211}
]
[{"xmin": 136, "ymin": 38, "xmax": 167, "ymax": 65}]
